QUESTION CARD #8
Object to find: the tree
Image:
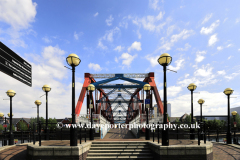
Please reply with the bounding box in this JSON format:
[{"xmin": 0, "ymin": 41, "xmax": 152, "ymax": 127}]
[
  {"xmin": 0, "ymin": 124, "xmax": 4, "ymax": 132},
  {"xmin": 48, "ymin": 118, "xmax": 57, "ymax": 131},
  {"xmin": 18, "ymin": 120, "xmax": 28, "ymax": 131},
  {"xmin": 231, "ymin": 113, "xmax": 240, "ymax": 128},
  {"xmin": 7, "ymin": 124, "xmax": 15, "ymax": 131},
  {"xmin": 167, "ymin": 114, "xmax": 170, "ymax": 122},
  {"xmin": 175, "ymin": 118, "xmax": 180, "ymax": 123}
]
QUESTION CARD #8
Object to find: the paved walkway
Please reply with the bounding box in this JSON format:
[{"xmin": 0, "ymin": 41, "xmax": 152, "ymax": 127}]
[{"xmin": 0, "ymin": 140, "xmax": 240, "ymax": 160}]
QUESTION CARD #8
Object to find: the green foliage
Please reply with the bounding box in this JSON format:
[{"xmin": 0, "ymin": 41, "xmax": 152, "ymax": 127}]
[
  {"xmin": 0, "ymin": 124, "xmax": 4, "ymax": 131},
  {"xmin": 7, "ymin": 124, "xmax": 15, "ymax": 131},
  {"xmin": 167, "ymin": 114, "xmax": 170, "ymax": 122},
  {"xmin": 18, "ymin": 120, "xmax": 28, "ymax": 131},
  {"xmin": 175, "ymin": 118, "xmax": 180, "ymax": 123},
  {"xmin": 205, "ymin": 119, "xmax": 226, "ymax": 130},
  {"xmin": 231, "ymin": 113, "xmax": 240, "ymax": 129},
  {"xmin": 30, "ymin": 117, "xmax": 57, "ymax": 131},
  {"xmin": 48, "ymin": 118, "xmax": 57, "ymax": 131}
]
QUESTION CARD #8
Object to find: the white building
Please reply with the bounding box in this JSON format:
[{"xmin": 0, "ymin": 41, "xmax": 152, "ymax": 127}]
[{"xmin": 153, "ymin": 102, "xmax": 171, "ymax": 117}]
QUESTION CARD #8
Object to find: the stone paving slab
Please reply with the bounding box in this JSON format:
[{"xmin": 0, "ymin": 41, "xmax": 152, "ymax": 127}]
[{"xmin": 0, "ymin": 140, "xmax": 239, "ymax": 160}]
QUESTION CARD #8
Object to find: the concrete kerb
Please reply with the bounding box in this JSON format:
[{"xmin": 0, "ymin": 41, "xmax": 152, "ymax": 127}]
[
  {"xmin": 27, "ymin": 141, "xmax": 92, "ymax": 158},
  {"xmin": 0, "ymin": 142, "xmax": 34, "ymax": 152},
  {"xmin": 212, "ymin": 141, "xmax": 240, "ymax": 149},
  {"xmin": 148, "ymin": 140, "xmax": 213, "ymax": 157}
]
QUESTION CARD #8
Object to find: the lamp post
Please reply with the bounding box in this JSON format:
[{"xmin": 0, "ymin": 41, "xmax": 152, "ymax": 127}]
[
  {"xmin": 158, "ymin": 53, "xmax": 172, "ymax": 146},
  {"xmin": 231, "ymin": 111, "xmax": 237, "ymax": 144},
  {"xmin": 187, "ymin": 83, "xmax": 197, "ymax": 140},
  {"xmin": 6, "ymin": 90, "xmax": 16, "ymax": 145},
  {"xmin": 198, "ymin": 99, "xmax": 205, "ymax": 140},
  {"xmin": 223, "ymin": 88, "xmax": 234, "ymax": 144},
  {"xmin": 35, "ymin": 100, "xmax": 42, "ymax": 133},
  {"xmin": 42, "ymin": 84, "xmax": 51, "ymax": 140},
  {"xmin": 66, "ymin": 53, "xmax": 81, "ymax": 146},
  {"xmin": 143, "ymin": 84, "xmax": 151, "ymax": 140},
  {"xmin": 88, "ymin": 84, "xmax": 95, "ymax": 140}
]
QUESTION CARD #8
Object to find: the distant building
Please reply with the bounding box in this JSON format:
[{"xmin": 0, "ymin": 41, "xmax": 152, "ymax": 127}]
[
  {"xmin": 194, "ymin": 115, "xmax": 227, "ymax": 121},
  {"xmin": 153, "ymin": 102, "xmax": 171, "ymax": 117},
  {"xmin": 230, "ymin": 106, "xmax": 240, "ymax": 116}
]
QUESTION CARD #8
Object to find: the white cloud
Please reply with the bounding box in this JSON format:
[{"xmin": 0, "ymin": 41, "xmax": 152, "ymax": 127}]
[
  {"xmin": 119, "ymin": 53, "xmax": 137, "ymax": 66},
  {"xmin": 42, "ymin": 37, "xmax": 52, "ymax": 43},
  {"xmin": 228, "ymin": 56, "xmax": 232, "ymax": 60},
  {"xmin": 185, "ymin": 74, "xmax": 189, "ymax": 78},
  {"xmin": 74, "ymin": 31, "xmax": 83, "ymax": 40},
  {"xmin": 167, "ymin": 86, "xmax": 182, "ymax": 97},
  {"xmin": 115, "ymin": 57, "xmax": 118, "ymax": 63},
  {"xmin": 97, "ymin": 40, "xmax": 107, "ymax": 50},
  {"xmin": 180, "ymin": 6, "xmax": 185, "ymax": 9},
  {"xmin": 236, "ymin": 18, "xmax": 240, "ymax": 23},
  {"xmin": 194, "ymin": 64, "xmax": 213, "ymax": 77},
  {"xmin": 88, "ymin": 63, "xmax": 102, "ymax": 71},
  {"xmin": 93, "ymin": 12, "xmax": 99, "ymax": 17},
  {"xmin": 223, "ymin": 18, "xmax": 228, "ymax": 23},
  {"xmin": 224, "ymin": 72, "xmax": 240, "ymax": 80},
  {"xmin": 217, "ymin": 70, "xmax": 226, "ymax": 75},
  {"xmin": 171, "ymin": 29, "xmax": 195, "ymax": 43},
  {"xmin": 195, "ymin": 50, "xmax": 207, "ymax": 63},
  {"xmin": 106, "ymin": 15, "xmax": 114, "ymax": 26},
  {"xmin": 208, "ymin": 34, "xmax": 218, "ymax": 46},
  {"xmin": 146, "ymin": 55, "xmax": 159, "ymax": 67},
  {"xmin": 136, "ymin": 30, "xmax": 142, "ymax": 39},
  {"xmin": 98, "ymin": 27, "xmax": 120, "ymax": 49},
  {"xmin": 114, "ymin": 45, "xmax": 124, "ymax": 52},
  {"xmin": 168, "ymin": 58, "xmax": 184, "ymax": 71},
  {"xmin": 149, "ymin": 0, "xmax": 160, "ymax": 10},
  {"xmin": 238, "ymin": 49, "xmax": 240, "ymax": 51},
  {"xmin": 226, "ymin": 44, "xmax": 233, "ymax": 48},
  {"xmin": 200, "ymin": 20, "xmax": 220, "ymax": 35},
  {"xmin": 128, "ymin": 41, "xmax": 142, "ymax": 52},
  {"xmin": 176, "ymin": 43, "xmax": 191, "ymax": 51},
  {"xmin": 217, "ymin": 46, "xmax": 223, "ymax": 51},
  {"xmin": 201, "ymin": 13, "xmax": 213, "ymax": 24},
  {"xmin": 132, "ymin": 12, "xmax": 165, "ymax": 32},
  {"xmin": 0, "ymin": 0, "xmax": 37, "ymax": 29}
]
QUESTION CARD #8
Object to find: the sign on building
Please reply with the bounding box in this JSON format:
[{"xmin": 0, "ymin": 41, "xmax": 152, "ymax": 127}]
[{"xmin": 0, "ymin": 41, "xmax": 32, "ymax": 86}]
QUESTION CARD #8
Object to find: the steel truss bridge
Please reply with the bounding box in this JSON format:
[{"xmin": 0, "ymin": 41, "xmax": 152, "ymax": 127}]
[{"xmin": 75, "ymin": 72, "xmax": 164, "ymax": 125}]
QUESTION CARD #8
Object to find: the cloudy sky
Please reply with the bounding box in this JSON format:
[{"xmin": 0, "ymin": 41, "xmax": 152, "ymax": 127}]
[{"xmin": 0, "ymin": 0, "xmax": 240, "ymax": 119}]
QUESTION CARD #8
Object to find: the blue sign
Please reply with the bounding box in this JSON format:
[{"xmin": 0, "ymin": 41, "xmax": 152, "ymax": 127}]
[{"xmin": 145, "ymin": 99, "xmax": 150, "ymax": 104}]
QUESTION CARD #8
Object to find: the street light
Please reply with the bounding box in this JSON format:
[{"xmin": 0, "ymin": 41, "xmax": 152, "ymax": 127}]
[
  {"xmin": 224, "ymin": 87, "xmax": 234, "ymax": 144},
  {"xmin": 88, "ymin": 84, "xmax": 95, "ymax": 140},
  {"xmin": 198, "ymin": 99, "xmax": 205, "ymax": 140},
  {"xmin": 188, "ymin": 83, "xmax": 197, "ymax": 140},
  {"xmin": 66, "ymin": 53, "xmax": 81, "ymax": 146},
  {"xmin": 6, "ymin": 89, "xmax": 16, "ymax": 145},
  {"xmin": 232, "ymin": 111, "xmax": 237, "ymax": 144},
  {"xmin": 143, "ymin": 83, "xmax": 151, "ymax": 140},
  {"xmin": 35, "ymin": 100, "xmax": 42, "ymax": 133},
  {"xmin": 158, "ymin": 53, "xmax": 172, "ymax": 146},
  {"xmin": 42, "ymin": 84, "xmax": 51, "ymax": 140}
]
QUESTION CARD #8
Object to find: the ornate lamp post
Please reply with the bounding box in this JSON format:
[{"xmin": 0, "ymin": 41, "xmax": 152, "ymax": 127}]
[
  {"xmin": 231, "ymin": 111, "xmax": 237, "ymax": 144},
  {"xmin": 66, "ymin": 53, "xmax": 81, "ymax": 146},
  {"xmin": 143, "ymin": 84, "xmax": 151, "ymax": 140},
  {"xmin": 35, "ymin": 100, "xmax": 42, "ymax": 133},
  {"xmin": 187, "ymin": 83, "xmax": 197, "ymax": 140},
  {"xmin": 88, "ymin": 84, "xmax": 95, "ymax": 140},
  {"xmin": 158, "ymin": 53, "xmax": 172, "ymax": 146},
  {"xmin": 223, "ymin": 88, "xmax": 234, "ymax": 144},
  {"xmin": 6, "ymin": 90, "xmax": 16, "ymax": 145},
  {"xmin": 42, "ymin": 84, "xmax": 51, "ymax": 140},
  {"xmin": 198, "ymin": 99, "xmax": 205, "ymax": 140}
]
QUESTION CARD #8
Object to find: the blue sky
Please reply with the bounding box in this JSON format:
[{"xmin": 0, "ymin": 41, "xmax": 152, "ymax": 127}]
[{"xmin": 0, "ymin": 0, "xmax": 240, "ymax": 119}]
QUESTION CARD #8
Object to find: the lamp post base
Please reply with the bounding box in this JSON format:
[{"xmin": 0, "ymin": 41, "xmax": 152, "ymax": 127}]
[
  {"xmin": 227, "ymin": 132, "xmax": 232, "ymax": 144},
  {"xmin": 9, "ymin": 133, "xmax": 14, "ymax": 145},
  {"xmin": 70, "ymin": 127, "xmax": 77, "ymax": 146},
  {"xmin": 162, "ymin": 129, "xmax": 169, "ymax": 146},
  {"xmin": 45, "ymin": 128, "xmax": 49, "ymax": 140},
  {"xmin": 90, "ymin": 129, "xmax": 94, "ymax": 140},
  {"xmin": 190, "ymin": 129, "xmax": 195, "ymax": 140},
  {"xmin": 145, "ymin": 128, "xmax": 150, "ymax": 140}
]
